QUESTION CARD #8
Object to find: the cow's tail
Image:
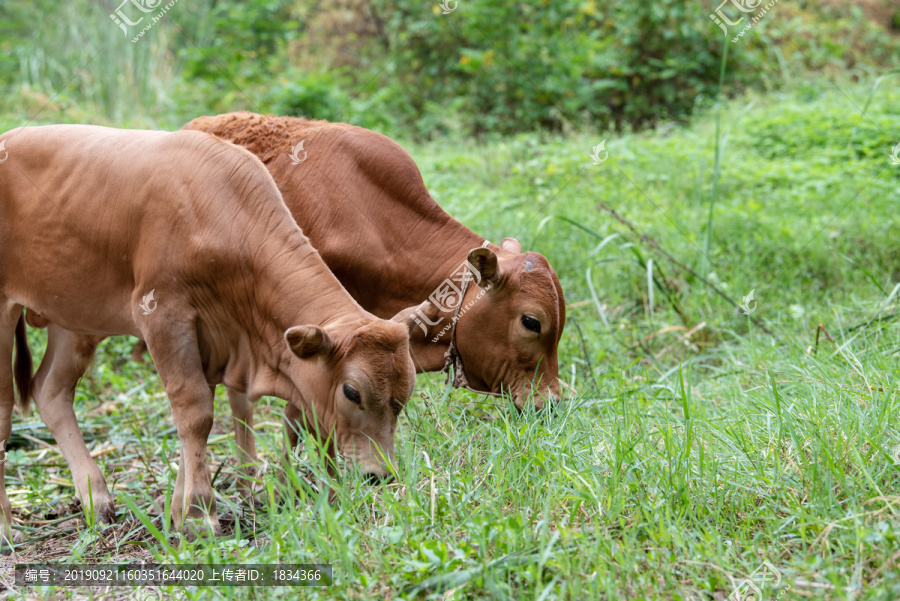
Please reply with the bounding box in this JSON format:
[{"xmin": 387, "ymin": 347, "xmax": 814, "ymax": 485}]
[{"xmin": 13, "ymin": 314, "xmax": 33, "ymax": 411}]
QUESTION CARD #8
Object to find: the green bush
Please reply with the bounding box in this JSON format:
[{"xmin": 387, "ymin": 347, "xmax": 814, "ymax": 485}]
[
  {"xmin": 1, "ymin": 0, "xmax": 899, "ymax": 136},
  {"xmin": 262, "ymin": 69, "xmax": 350, "ymax": 121},
  {"xmin": 178, "ymin": 0, "xmax": 296, "ymax": 87},
  {"xmin": 343, "ymin": 0, "xmax": 900, "ymax": 136}
]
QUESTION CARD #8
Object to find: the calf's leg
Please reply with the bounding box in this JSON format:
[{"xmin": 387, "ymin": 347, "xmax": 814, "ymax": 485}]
[
  {"xmin": 282, "ymin": 401, "xmax": 304, "ymax": 463},
  {"xmin": 143, "ymin": 320, "xmax": 219, "ymax": 536},
  {"xmin": 227, "ymin": 388, "xmax": 257, "ymax": 497},
  {"xmin": 130, "ymin": 339, "xmax": 148, "ymax": 363},
  {"xmin": 279, "ymin": 403, "xmax": 308, "ymax": 497},
  {"xmin": 0, "ymin": 302, "xmax": 22, "ymax": 547},
  {"xmin": 33, "ymin": 325, "xmax": 114, "ymax": 524}
]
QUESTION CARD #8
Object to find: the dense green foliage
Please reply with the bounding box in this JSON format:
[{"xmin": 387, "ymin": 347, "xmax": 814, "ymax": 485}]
[{"xmin": 1, "ymin": 0, "xmax": 899, "ymax": 136}]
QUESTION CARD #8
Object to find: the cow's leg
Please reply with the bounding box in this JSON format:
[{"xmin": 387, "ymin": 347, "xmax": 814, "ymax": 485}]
[
  {"xmin": 282, "ymin": 401, "xmax": 304, "ymax": 463},
  {"xmin": 0, "ymin": 302, "xmax": 22, "ymax": 547},
  {"xmin": 130, "ymin": 339, "xmax": 148, "ymax": 363},
  {"xmin": 282, "ymin": 403, "xmax": 334, "ymax": 468},
  {"xmin": 227, "ymin": 388, "xmax": 257, "ymax": 497},
  {"xmin": 33, "ymin": 325, "xmax": 114, "ymax": 524},
  {"xmin": 143, "ymin": 322, "xmax": 219, "ymax": 536},
  {"xmin": 279, "ymin": 402, "xmax": 305, "ymax": 496}
]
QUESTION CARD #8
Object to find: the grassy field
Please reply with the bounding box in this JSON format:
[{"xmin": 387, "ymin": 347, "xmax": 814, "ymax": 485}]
[{"xmin": 3, "ymin": 73, "xmax": 900, "ymax": 600}]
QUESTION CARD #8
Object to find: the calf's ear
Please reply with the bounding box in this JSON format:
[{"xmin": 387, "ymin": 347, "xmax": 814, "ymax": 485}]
[
  {"xmin": 501, "ymin": 237, "xmax": 523, "ymax": 253},
  {"xmin": 468, "ymin": 247, "xmax": 502, "ymax": 288},
  {"xmin": 285, "ymin": 325, "xmax": 334, "ymax": 359},
  {"xmin": 391, "ymin": 300, "xmax": 441, "ymax": 336}
]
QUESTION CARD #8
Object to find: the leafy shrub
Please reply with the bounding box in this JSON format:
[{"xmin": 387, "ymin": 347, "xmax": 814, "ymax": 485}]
[
  {"xmin": 340, "ymin": 0, "xmax": 900, "ymax": 136},
  {"xmin": 1, "ymin": 0, "xmax": 899, "ymax": 136},
  {"xmin": 262, "ymin": 69, "xmax": 351, "ymax": 121},
  {"xmin": 178, "ymin": 0, "xmax": 297, "ymax": 86}
]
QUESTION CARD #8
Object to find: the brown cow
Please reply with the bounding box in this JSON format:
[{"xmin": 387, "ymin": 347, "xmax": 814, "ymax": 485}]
[
  {"xmin": 181, "ymin": 112, "xmax": 567, "ymax": 408},
  {"xmin": 0, "ymin": 125, "xmax": 417, "ymax": 540},
  {"xmin": 17, "ymin": 114, "xmax": 567, "ymax": 521}
]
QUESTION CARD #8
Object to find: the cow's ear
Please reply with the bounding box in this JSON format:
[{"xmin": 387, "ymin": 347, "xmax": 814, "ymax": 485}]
[
  {"xmin": 285, "ymin": 325, "xmax": 333, "ymax": 359},
  {"xmin": 468, "ymin": 247, "xmax": 501, "ymax": 288},
  {"xmin": 391, "ymin": 300, "xmax": 441, "ymax": 336},
  {"xmin": 500, "ymin": 237, "xmax": 523, "ymax": 253}
]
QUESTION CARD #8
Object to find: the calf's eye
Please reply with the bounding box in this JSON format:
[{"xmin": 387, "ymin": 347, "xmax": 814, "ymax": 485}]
[
  {"xmin": 521, "ymin": 315, "xmax": 541, "ymax": 334},
  {"xmin": 343, "ymin": 383, "xmax": 361, "ymax": 404}
]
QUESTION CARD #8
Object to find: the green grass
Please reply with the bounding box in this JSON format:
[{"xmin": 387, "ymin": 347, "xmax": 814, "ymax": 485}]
[{"xmin": 4, "ymin": 71, "xmax": 900, "ymax": 599}]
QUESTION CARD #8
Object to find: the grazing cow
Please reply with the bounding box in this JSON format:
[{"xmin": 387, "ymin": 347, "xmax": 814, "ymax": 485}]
[
  {"xmin": 182, "ymin": 112, "xmax": 567, "ymax": 408},
  {"xmin": 0, "ymin": 125, "xmax": 417, "ymax": 540}
]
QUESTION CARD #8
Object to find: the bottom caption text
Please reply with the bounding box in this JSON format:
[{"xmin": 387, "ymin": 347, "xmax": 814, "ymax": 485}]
[{"xmin": 15, "ymin": 564, "xmax": 333, "ymax": 587}]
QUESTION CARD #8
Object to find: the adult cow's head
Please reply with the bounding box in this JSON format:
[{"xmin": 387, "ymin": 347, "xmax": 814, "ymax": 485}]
[
  {"xmin": 282, "ymin": 316, "xmax": 416, "ymax": 481},
  {"xmin": 454, "ymin": 238, "xmax": 566, "ymax": 410}
]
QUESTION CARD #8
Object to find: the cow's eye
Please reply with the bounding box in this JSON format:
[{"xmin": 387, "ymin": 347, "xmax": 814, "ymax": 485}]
[
  {"xmin": 521, "ymin": 315, "xmax": 541, "ymax": 334},
  {"xmin": 343, "ymin": 383, "xmax": 361, "ymax": 405}
]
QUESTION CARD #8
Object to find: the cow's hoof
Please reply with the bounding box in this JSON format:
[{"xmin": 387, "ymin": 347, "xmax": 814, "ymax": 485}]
[
  {"xmin": 0, "ymin": 528, "xmax": 27, "ymax": 554},
  {"xmin": 177, "ymin": 515, "xmax": 222, "ymax": 541},
  {"xmin": 98, "ymin": 499, "xmax": 117, "ymax": 526}
]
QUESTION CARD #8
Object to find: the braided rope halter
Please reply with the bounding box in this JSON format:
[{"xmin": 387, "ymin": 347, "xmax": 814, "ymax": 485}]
[{"xmin": 440, "ymin": 241, "xmax": 502, "ymax": 397}]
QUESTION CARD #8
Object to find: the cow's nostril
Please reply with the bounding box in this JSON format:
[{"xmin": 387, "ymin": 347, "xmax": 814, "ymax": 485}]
[{"xmin": 365, "ymin": 472, "xmax": 392, "ymax": 486}]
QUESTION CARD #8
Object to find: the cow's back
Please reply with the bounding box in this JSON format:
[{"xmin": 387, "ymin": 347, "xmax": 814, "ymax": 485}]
[
  {"xmin": 0, "ymin": 125, "xmax": 288, "ymax": 334},
  {"xmin": 182, "ymin": 113, "xmax": 454, "ymax": 316}
]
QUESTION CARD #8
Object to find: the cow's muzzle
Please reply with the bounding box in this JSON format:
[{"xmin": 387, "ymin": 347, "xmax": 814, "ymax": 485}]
[{"xmin": 514, "ymin": 388, "xmax": 560, "ymax": 412}]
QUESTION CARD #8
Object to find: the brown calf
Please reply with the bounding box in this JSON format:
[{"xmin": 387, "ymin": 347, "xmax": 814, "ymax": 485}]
[{"xmin": 0, "ymin": 125, "xmax": 417, "ymax": 539}]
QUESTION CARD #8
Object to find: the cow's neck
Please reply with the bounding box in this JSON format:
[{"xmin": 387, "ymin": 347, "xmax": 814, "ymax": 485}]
[
  {"xmin": 262, "ymin": 242, "xmax": 361, "ymax": 329},
  {"xmin": 344, "ymin": 206, "xmax": 495, "ymax": 373},
  {"xmin": 222, "ymin": 234, "xmax": 365, "ymax": 402},
  {"xmin": 312, "ymin": 193, "xmax": 487, "ymax": 315}
]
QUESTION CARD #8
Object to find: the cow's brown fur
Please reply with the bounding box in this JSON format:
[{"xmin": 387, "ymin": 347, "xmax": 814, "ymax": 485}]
[
  {"xmin": 0, "ymin": 125, "xmax": 416, "ymax": 540},
  {"xmin": 183, "ymin": 112, "xmax": 566, "ymax": 407}
]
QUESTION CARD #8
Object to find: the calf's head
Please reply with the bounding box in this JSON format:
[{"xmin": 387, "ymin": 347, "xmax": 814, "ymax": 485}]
[
  {"xmin": 284, "ymin": 318, "xmax": 416, "ymax": 480},
  {"xmin": 455, "ymin": 238, "xmax": 566, "ymax": 410}
]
